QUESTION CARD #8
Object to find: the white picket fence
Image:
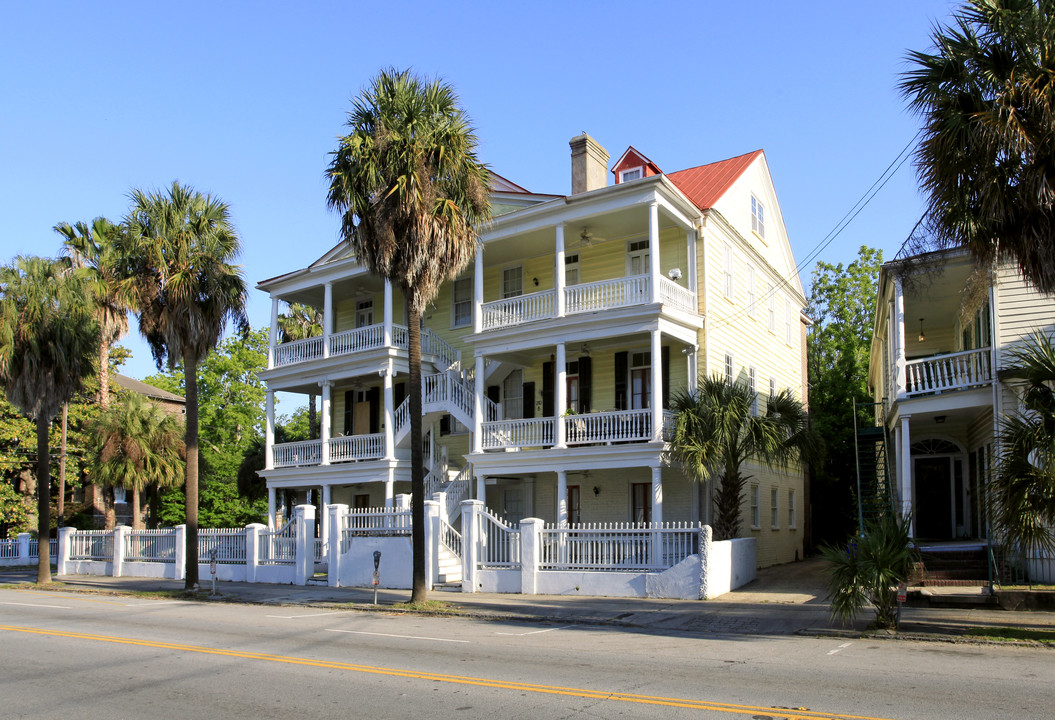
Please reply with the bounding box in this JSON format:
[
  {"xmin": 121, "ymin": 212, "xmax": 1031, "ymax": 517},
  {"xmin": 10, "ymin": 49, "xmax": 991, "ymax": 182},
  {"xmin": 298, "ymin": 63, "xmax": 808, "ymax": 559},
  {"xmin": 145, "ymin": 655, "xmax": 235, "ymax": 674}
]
[
  {"xmin": 0, "ymin": 535, "xmax": 58, "ymax": 565},
  {"xmin": 539, "ymin": 522, "xmax": 699, "ymax": 571}
]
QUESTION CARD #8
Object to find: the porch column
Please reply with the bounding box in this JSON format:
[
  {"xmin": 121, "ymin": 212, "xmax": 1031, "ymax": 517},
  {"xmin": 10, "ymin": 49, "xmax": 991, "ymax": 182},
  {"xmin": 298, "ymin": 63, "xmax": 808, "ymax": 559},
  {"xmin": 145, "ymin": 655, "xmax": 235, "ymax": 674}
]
[
  {"xmin": 555, "ymin": 342, "xmax": 567, "ymax": 448},
  {"xmin": 267, "ymin": 486, "xmax": 276, "ymax": 529},
  {"xmin": 323, "ymin": 282, "xmax": 333, "ymax": 359},
  {"xmin": 899, "ymin": 415, "xmax": 914, "ymax": 535},
  {"xmin": 383, "ymin": 362, "xmax": 395, "ymax": 459},
  {"xmin": 473, "ymin": 355, "xmax": 485, "ymax": 453},
  {"xmin": 648, "ymin": 202, "xmax": 661, "ymax": 302},
  {"xmin": 557, "ymin": 470, "xmax": 568, "ymax": 526},
  {"xmin": 321, "ymin": 484, "xmax": 332, "ymax": 552},
  {"xmin": 383, "ymin": 278, "xmax": 393, "ymax": 347},
  {"xmin": 651, "ymin": 466, "xmax": 663, "ymax": 526},
  {"xmin": 687, "ymin": 345, "xmax": 698, "ymax": 394},
  {"xmin": 555, "ymin": 223, "xmax": 566, "ymax": 318},
  {"xmin": 893, "ymin": 275, "xmax": 907, "ymax": 399},
  {"xmin": 476, "ymin": 474, "xmax": 487, "ymax": 505},
  {"xmin": 651, "ymin": 329, "xmax": 663, "ymax": 441},
  {"xmin": 686, "ymin": 228, "xmax": 698, "ymax": 304},
  {"xmin": 264, "ymin": 389, "xmax": 275, "ymax": 470},
  {"xmin": 473, "ymin": 248, "xmax": 484, "ymax": 334},
  {"xmin": 385, "ymin": 467, "xmax": 395, "ymax": 508},
  {"xmin": 320, "ymin": 381, "xmax": 332, "ymax": 466},
  {"xmin": 268, "ymin": 297, "xmax": 279, "ymax": 369}
]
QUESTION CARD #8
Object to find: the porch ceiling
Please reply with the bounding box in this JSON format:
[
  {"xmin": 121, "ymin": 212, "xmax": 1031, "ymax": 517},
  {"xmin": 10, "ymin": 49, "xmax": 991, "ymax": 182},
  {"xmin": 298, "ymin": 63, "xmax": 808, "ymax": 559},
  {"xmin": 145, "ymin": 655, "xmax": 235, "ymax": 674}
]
[
  {"xmin": 277, "ymin": 273, "xmax": 387, "ymax": 309},
  {"xmin": 901, "ymin": 260, "xmax": 976, "ymax": 329}
]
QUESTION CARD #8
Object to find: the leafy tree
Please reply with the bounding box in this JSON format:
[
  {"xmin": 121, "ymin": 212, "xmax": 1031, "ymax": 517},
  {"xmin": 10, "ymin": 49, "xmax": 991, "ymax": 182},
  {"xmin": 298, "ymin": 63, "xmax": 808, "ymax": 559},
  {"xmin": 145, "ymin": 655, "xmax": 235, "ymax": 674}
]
[
  {"xmin": 158, "ymin": 481, "xmax": 265, "ymax": 529},
  {"xmin": 670, "ymin": 376, "xmax": 814, "ymax": 541},
  {"xmin": 326, "ymin": 68, "xmax": 491, "ymax": 602},
  {"xmin": 821, "ymin": 513, "xmax": 916, "ymax": 629},
  {"xmin": 901, "ymin": 0, "xmax": 1055, "ymax": 294},
  {"xmin": 277, "ymin": 303, "xmax": 323, "ymax": 438},
  {"xmin": 91, "ymin": 393, "xmax": 185, "ymax": 529},
  {"xmin": 146, "ymin": 328, "xmax": 267, "ymax": 486},
  {"xmin": 0, "ymin": 480, "xmax": 31, "ymax": 537},
  {"xmin": 0, "ymin": 256, "xmax": 99, "ymax": 582},
  {"xmin": 990, "ymin": 331, "xmax": 1055, "ymax": 559},
  {"xmin": 807, "ymin": 246, "xmax": 884, "ymax": 547},
  {"xmin": 123, "ymin": 182, "xmax": 249, "ymax": 590}
]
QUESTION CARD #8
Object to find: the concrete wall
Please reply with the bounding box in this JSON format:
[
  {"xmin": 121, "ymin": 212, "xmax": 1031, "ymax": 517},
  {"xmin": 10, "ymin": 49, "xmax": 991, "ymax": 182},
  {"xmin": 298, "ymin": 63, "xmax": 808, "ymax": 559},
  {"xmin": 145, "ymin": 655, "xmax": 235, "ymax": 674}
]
[{"xmin": 336, "ymin": 535, "xmax": 413, "ymax": 589}]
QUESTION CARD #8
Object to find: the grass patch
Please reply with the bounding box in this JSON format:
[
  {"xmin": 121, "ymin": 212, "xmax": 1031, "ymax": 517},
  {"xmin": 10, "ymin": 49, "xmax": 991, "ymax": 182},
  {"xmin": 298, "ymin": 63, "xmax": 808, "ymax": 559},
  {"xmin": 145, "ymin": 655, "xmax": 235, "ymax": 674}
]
[
  {"xmin": 392, "ymin": 599, "xmax": 461, "ymax": 614},
  {"xmin": 963, "ymin": 627, "xmax": 1055, "ymax": 645}
]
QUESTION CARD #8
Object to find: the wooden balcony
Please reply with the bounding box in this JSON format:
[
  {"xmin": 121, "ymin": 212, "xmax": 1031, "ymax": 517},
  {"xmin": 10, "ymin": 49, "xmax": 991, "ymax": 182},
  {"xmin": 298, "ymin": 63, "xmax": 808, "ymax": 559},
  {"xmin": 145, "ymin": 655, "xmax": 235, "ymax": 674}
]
[
  {"xmin": 903, "ymin": 348, "xmax": 992, "ymax": 398},
  {"xmin": 271, "ymin": 324, "xmax": 458, "ymax": 370},
  {"xmin": 271, "ymin": 434, "xmax": 384, "ymax": 468},
  {"xmin": 480, "ymin": 410, "xmax": 676, "ymax": 450}
]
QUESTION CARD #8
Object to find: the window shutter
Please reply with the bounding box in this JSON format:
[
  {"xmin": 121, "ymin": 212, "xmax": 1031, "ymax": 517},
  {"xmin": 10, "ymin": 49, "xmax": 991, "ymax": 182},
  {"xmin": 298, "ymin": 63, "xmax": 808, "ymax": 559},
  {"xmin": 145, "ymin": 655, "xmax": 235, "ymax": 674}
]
[
  {"xmin": 661, "ymin": 346, "xmax": 670, "ymax": 409},
  {"xmin": 614, "ymin": 352, "xmax": 628, "ymax": 411},
  {"xmin": 368, "ymin": 387, "xmax": 380, "ymax": 434},
  {"xmin": 578, "ymin": 356, "xmax": 592, "ymax": 413},
  {"xmin": 343, "ymin": 390, "xmax": 354, "ymax": 434},
  {"xmin": 522, "ymin": 381, "xmax": 535, "ymax": 419},
  {"xmin": 541, "ymin": 362, "xmax": 554, "ymax": 417}
]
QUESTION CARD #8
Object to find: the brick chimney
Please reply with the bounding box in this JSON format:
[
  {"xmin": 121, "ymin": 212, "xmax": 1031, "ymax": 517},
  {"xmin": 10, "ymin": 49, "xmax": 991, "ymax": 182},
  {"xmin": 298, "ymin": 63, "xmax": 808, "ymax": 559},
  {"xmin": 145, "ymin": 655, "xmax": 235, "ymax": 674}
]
[{"xmin": 569, "ymin": 133, "xmax": 609, "ymax": 194}]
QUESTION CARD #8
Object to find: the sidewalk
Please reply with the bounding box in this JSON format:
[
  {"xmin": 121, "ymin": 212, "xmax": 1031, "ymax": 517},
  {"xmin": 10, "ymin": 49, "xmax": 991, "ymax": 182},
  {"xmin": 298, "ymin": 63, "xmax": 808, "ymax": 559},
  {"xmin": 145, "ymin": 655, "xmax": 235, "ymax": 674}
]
[{"xmin": 3, "ymin": 558, "xmax": 1054, "ymax": 644}]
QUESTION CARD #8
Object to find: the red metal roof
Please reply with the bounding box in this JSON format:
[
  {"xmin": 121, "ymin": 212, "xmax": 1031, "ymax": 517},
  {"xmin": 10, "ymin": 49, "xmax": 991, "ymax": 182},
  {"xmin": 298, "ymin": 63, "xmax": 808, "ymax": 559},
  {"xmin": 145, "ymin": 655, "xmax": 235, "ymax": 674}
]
[{"xmin": 666, "ymin": 149, "xmax": 763, "ymax": 211}]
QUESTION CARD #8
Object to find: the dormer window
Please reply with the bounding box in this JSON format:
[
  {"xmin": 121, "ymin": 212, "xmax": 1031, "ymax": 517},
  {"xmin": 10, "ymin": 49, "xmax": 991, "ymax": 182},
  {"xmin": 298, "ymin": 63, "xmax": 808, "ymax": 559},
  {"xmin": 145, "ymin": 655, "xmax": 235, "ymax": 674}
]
[
  {"xmin": 751, "ymin": 194, "xmax": 765, "ymax": 238},
  {"xmin": 619, "ymin": 167, "xmax": 642, "ymax": 183}
]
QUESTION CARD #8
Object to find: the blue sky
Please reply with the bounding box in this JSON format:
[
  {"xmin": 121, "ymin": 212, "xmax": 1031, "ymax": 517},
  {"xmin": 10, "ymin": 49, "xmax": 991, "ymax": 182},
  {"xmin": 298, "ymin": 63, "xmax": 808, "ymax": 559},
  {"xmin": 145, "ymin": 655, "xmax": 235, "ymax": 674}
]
[{"xmin": 1, "ymin": 0, "xmax": 957, "ymax": 381}]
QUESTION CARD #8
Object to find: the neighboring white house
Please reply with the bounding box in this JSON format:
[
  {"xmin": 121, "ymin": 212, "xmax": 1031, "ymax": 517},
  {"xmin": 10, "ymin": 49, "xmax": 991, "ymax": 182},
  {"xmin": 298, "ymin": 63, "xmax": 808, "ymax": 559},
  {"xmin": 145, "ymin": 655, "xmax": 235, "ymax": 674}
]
[
  {"xmin": 868, "ymin": 249, "xmax": 1055, "ymax": 541},
  {"xmin": 256, "ymin": 133, "xmax": 809, "ymax": 572}
]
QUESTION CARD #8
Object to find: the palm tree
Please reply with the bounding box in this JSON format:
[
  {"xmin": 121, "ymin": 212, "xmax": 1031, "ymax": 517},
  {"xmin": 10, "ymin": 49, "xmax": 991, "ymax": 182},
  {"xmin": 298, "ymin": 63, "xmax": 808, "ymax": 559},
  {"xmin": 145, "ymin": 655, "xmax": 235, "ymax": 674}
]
[
  {"xmin": 670, "ymin": 376, "xmax": 814, "ymax": 541},
  {"xmin": 990, "ymin": 331, "xmax": 1055, "ymax": 559},
  {"xmin": 0, "ymin": 256, "xmax": 99, "ymax": 583},
  {"xmin": 278, "ymin": 303, "xmax": 324, "ymax": 438},
  {"xmin": 56, "ymin": 217, "xmax": 137, "ymax": 528},
  {"xmin": 92, "ymin": 393, "xmax": 185, "ymax": 529},
  {"xmin": 326, "ymin": 68, "xmax": 491, "ymax": 602},
  {"xmin": 901, "ymin": 0, "xmax": 1055, "ymax": 294},
  {"xmin": 123, "ymin": 181, "xmax": 248, "ymax": 589}
]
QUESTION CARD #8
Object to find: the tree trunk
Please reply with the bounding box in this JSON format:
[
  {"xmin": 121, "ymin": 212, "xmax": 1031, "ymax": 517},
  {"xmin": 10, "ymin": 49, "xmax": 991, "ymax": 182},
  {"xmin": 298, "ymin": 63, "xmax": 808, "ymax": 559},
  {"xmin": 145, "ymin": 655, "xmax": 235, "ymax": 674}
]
[
  {"xmin": 103, "ymin": 486, "xmax": 116, "ymax": 530},
  {"xmin": 184, "ymin": 350, "xmax": 200, "ymax": 590},
  {"xmin": 132, "ymin": 485, "xmax": 142, "ymax": 530},
  {"xmin": 99, "ymin": 340, "xmax": 111, "ymax": 410},
  {"xmin": 408, "ymin": 294, "xmax": 427, "ymax": 603},
  {"xmin": 57, "ymin": 402, "xmax": 68, "ymax": 526},
  {"xmin": 148, "ymin": 483, "xmax": 160, "ymax": 529},
  {"xmin": 36, "ymin": 415, "xmax": 51, "ymax": 584}
]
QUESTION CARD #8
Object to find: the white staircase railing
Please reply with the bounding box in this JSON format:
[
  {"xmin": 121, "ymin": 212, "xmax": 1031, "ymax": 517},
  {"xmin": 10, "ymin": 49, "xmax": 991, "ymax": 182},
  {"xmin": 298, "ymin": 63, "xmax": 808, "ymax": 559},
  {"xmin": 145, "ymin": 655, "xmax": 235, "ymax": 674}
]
[{"xmin": 423, "ymin": 329, "xmax": 459, "ymax": 369}]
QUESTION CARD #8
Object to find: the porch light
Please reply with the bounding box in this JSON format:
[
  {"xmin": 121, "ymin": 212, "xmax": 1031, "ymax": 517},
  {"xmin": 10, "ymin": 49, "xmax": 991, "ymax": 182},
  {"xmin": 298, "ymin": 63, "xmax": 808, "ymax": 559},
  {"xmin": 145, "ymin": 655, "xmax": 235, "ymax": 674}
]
[
  {"xmin": 581, "ymin": 343, "xmax": 591, "ymax": 357},
  {"xmin": 918, "ymin": 318, "xmax": 926, "ymax": 343},
  {"xmin": 668, "ymin": 268, "xmax": 682, "ymax": 280}
]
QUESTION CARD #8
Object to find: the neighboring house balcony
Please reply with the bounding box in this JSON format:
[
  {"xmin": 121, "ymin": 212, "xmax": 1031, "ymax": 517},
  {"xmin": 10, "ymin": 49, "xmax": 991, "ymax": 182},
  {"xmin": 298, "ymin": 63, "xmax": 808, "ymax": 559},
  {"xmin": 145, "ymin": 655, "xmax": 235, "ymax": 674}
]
[{"xmin": 480, "ymin": 409, "xmax": 676, "ymax": 451}]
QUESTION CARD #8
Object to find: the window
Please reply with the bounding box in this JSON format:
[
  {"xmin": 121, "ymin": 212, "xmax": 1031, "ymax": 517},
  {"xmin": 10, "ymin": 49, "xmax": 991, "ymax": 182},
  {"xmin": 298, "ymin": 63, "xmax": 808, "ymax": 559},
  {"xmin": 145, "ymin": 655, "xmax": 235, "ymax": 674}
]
[
  {"xmin": 769, "ymin": 377, "xmax": 777, "ymax": 409},
  {"xmin": 770, "ymin": 487, "xmax": 780, "ymax": 529},
  {"xmin": 627, "ymin": 239, "xmax": 650, "ymax": 276},
  {"xmin": 502, "ymin": 266, "xmax": 523, "ymax": 299},
  {"xmin": 746, "ymin": 264, "xmax": 757, "ymax": 316},
  {"xmin": 566, "ymin": 360, "xmax": 580, "ymax": 413},
  {"xmin": 567, "ymin": 485, "xmax": 581, "ymax": 525},
  {"xmin": 788, "ymin": 489, "xmax": 797, "ymax": 529},
  {"xmin": 356, "ymin": 299, "xmax": 374, "ymax": 328},
  {"xmin": 724, "ymin": 353, "xmax": 734, "ymax": 385},
  {"xmin": 751, "ymin": 194, "xmax": 765, "ymax": 238},
  {"xmin": 451, "ymin": 277, "xmax": 472, "ymax": 327},
  {"xmin": 113, "ymin": 486, "xmax": 127, "ymax": 504},
  {"xmin": 503, "ymin": 369, "xmax": 524, "ymax": 419},
  {"xmin": 620, "ymin": 167, "xmax": 642, "ymax": 183},
  {"xmin": 748, "ymin": 366, "xmax": 758, "ymax": 416},
  {"xmin": 767, "ymin": 284, "xmax": 777, "ymax": 333},
  {"xmin": 631, "ymin": 482, "xmax": 652, "ymax": 524},
  {"xmin": 723, "ymin": 242, "xmax": 734, "ymax": 300},
  {"xmin": 565, "ymin": 253, "xmax": 580, "ymax": 286},
  {"xmin": 630, "ymin": 351, "xmax": 651, "ymax": 409},
  {"xmin": 785, "ymin": 298, "xmax": 794, "ymax": 346},
  {"xmin": 353, "ymin": 493, "xmax": 371, "ymax": 510},
  {"xmin": 750, "ymin": 484, "xmax": 760, "ymax": 529}
]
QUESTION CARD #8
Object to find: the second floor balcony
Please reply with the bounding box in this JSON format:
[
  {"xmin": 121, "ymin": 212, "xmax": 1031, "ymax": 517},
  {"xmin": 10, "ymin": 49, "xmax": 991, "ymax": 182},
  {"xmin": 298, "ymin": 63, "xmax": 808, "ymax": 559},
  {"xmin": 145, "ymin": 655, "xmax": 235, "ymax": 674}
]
[
  {"xmin": 480, "ymin": 409, "xmax": 676, "ymax": 451},
  {"xmin": 902, "ymin": 348, "xmax": 992, "ymax": 398},
  {"xmin": 271, "ymin": 323, "xmax": 458, "ymax": 371}
]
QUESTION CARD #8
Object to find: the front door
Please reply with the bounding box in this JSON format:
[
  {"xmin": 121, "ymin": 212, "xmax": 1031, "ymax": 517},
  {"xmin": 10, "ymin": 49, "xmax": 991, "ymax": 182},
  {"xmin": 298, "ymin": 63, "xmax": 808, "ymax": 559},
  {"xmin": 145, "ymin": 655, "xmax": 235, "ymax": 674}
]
[{"xmin": 915, "ymin": 456, "xmax": 953, "ymax": 539}]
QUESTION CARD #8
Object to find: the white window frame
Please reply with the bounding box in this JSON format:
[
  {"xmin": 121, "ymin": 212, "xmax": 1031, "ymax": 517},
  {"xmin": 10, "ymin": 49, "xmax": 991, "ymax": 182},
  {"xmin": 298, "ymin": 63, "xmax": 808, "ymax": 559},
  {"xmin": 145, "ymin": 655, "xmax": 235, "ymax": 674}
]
[
  {"xmin": 767, "ymin": 283, "xmax": 777, "ymax": 333},
  {"xmin": 626, "ymin": 238, "xmax": 650, "ymax": 277},
  {"xmin": 565, "ymin": 253, "xmax": 581, "ymax": 286},
  {"xmin": 788, "ymin": 489, "xmax": 797, "ymax": 529},
  {"xmin": 723, "ymin": 353, "xmax": 734, "ymax": 385},
  {"xmin": 746, "ymin": 264, "xmax": 756, "ymax": 317},
  {"xmin": 748, "ymin": 366, "xmax": 758, "ymax": 416},
  {"xmin": 750, "ymin": 483, "xmax": 761, "ymax": 529},
  {"xmin": 451, "ymin": 277, "xmax": 472, "ymax": 328},
  {"xmin": 722, "ymin": 242, "xmax": 735, "ymax": 300},
  {"xmin": 751, "ymin": 194, "xmax": 765, "ymax": 238},
  {"xmin": 502, "ymin": 265, "xmax": 523, "ymax": 299},
  {"xmin": 356, "ymin": 299, "xmax": 374, "ymax": 329},
  {"xmin": 785, "ymin": 298, "xmax": 794, "ymax": 346},
  {"xmin": 770, "ymin": 486, "xmax": 780, "ymax": 529},
  {"xmin": 769, "ymin": 377, "xmax": 777, "ymax": 409},
  {"xmin": 619, "ymin": 167, "xmax": 643, "ymax": 183},
  {"xmin": 630, "ymin": 350, "xmax": 652, "ymax": 410}
]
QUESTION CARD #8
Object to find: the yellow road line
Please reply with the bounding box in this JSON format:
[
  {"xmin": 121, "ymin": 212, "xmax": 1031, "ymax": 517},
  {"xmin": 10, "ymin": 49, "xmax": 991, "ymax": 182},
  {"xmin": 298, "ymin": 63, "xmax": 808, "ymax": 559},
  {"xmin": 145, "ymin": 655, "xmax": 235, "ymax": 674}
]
[{"xmin": 0, "ymin": 624, "xmax": 896, "ymax": 720}]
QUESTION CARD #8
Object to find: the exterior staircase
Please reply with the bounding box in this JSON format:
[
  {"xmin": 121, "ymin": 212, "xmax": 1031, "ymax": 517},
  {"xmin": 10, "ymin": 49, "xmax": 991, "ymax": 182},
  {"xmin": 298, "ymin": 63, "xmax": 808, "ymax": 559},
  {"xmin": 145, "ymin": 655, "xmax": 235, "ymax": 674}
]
[{"xmin": 913, "ymin": 546, "xmax": 989, "ymax": 586}]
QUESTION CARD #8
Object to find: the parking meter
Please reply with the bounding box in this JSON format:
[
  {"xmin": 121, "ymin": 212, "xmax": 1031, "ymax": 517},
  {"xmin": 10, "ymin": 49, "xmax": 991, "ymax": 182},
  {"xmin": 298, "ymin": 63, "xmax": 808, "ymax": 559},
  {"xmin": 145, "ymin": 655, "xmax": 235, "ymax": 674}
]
[
  {"xmin": 372, "ymin": 550, "xmax": 381, "ymax": 604},
  {"xmin": 209, "ymin": 549, "xmax": 218, "ymax": 596}
]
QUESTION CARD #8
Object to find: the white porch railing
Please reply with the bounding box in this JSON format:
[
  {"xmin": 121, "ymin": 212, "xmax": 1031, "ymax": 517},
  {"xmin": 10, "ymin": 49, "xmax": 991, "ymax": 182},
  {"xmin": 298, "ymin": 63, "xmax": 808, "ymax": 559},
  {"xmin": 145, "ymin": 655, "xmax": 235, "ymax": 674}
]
[
  {"xmin": 481, "ymin": 290, "xmax": 555, "ymax": 330},
  {"xmin": 565, "ymin": 274, "xmax": 650, "ymax": 314},
  {"xmin": 540, "ymin": 522, "xmax": 700, "ymax": 571},
  {"xmin": 478, "ymin": 510, "xmax": 520, "ymax": 568},
  {"xmin": 481, "ymin": 417, "xmax": 555, "ymax": 450},
  {"xmin": 329, "ymin": 324, "xmax": 384, "ymax": 356},
  {"xmin": 330, "ymin": 434, "xmax": 384, "ymax": 462},
  {"xmin": 905, "ymin": 347, "xmax": 992, "ymax": 397},
  {"xmin": 272, "ymin": 439, "xmax": 322, "ymax": 468},
  {"xmin": 565, "ymin": 409, "xmax": 653, "ymax": 445},
  {"xmin": 657, "ymin": 276, "xmax": 696, "ymax": 313},
  {"xmin": 273, "ymin": 336, "xmax": 324, "ymax": 367}
]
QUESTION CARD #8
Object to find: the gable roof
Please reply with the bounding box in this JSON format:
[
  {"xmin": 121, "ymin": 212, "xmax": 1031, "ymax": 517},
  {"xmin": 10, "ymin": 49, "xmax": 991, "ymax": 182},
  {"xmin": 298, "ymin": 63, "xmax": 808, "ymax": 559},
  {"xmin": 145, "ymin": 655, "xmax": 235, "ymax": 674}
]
[
  {"xmin": 611, "ymin": 146, "xmax": 663, "ymax": 179},
  {"xmin": 112, "ymin": 373, "xmax": 185, "ymax": 405},
  {"xmin": 666, "ymin": 149, "xmax": 763, "ymax": 211}
]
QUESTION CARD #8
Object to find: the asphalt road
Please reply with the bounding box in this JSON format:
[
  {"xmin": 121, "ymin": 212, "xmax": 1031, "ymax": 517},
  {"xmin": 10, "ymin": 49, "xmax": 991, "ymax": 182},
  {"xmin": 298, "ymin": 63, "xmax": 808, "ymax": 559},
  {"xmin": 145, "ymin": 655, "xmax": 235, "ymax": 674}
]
[{"xmin": 1, "ymin": 585, "xmax": 1051, "ymax": 720}]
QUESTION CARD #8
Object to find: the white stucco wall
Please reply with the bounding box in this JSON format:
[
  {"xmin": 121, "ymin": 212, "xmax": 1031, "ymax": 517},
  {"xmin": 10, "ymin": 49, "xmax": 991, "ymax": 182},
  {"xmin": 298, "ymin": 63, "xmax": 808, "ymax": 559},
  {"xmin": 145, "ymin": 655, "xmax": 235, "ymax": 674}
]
[{"xmin": 337, "ymin": 536, "xmax": 413, "ymax": 589}]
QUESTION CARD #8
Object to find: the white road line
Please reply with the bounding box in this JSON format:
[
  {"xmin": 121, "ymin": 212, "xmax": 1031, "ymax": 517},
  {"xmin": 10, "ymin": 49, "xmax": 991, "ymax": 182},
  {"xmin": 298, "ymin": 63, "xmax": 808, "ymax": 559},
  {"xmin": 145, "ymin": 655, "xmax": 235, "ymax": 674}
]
[
  {"xmin": 827, "ymin": 642, "xmax": 852, "ymax": 656},
  {"xmin": 493, "ymin": 626, "xmax": 572, "ymax": 636},
  {"xmin": 0, "ymin": 601, "xmax": 71, "ymax": 609},
  {"xmin": 327, "ymin": 629, "xmax": 470, "ymax": 644},
  {"xmin": 266, "ymin": 612, "xmax": 341, "ymax": 619}
]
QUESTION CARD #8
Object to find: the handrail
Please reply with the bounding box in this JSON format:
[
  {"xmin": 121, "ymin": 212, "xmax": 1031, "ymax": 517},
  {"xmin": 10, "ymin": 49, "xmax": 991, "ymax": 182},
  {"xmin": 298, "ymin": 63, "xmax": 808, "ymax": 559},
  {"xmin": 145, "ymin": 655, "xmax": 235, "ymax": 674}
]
[
  {"xmin": 481, "ymin": 289, "xmax": 554, "ymax": 330},
  {"xmin": 904, "ymin": 347, "xmax": 992, "ymax": 396}
]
